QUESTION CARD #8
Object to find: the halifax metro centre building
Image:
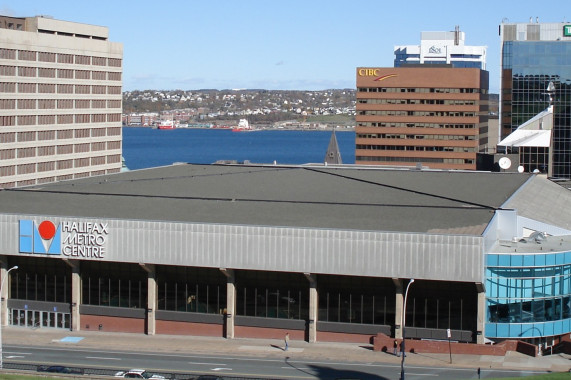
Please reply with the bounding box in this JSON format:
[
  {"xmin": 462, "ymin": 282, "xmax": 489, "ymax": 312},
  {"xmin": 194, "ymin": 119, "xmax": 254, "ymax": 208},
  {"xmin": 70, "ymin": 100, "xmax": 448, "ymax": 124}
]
[{"xmin": 0, "ymin": 163, "xmax": 571, "ymax": 348}]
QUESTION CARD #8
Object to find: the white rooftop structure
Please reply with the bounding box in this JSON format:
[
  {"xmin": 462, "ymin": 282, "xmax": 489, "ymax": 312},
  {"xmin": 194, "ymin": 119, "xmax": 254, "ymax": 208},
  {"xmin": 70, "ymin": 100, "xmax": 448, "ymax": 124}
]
[
  {"xmin": 498, "ymin": 106, "xmax": 554, "ymax": 148},
  {"xmin": 394, "ymin": 26, "xmax": 487, "ymax": 69}
]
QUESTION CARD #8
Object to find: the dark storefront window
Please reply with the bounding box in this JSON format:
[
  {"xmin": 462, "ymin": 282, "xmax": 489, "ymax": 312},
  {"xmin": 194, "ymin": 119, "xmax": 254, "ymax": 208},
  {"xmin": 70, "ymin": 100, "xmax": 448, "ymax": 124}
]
[
  {"xmin": 236, "ymin": 271, "xmax": 308, "ymax": 320},
  {"xmin": 157, "ymin": 266, "xmax": 226, "ymax": 314},
  {"xmin": 81, "ymin": 261, "xmax": 146, "ymax": 308},
  {"xmin": 317, "ymin": 275, "xmax": 395, "ymax": 325},
  {"xmin": 9, "ymin": 256, "xmax": 70, "ymax": 303},
  {"xmin": 406, "ymin": 281, "xmax": 477, "ymax": 331}
]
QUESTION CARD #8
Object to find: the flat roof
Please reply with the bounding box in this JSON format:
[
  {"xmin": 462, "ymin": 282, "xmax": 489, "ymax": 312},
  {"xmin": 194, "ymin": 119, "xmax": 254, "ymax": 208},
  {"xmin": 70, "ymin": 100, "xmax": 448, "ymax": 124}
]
[{"xmin": 0, "ymin": 164, "xmax": 534, "ymax": 234}]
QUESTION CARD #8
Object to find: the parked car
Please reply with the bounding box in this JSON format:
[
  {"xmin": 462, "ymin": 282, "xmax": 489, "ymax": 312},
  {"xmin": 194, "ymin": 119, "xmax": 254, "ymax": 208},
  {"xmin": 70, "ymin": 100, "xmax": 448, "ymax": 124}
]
[
  {"xmin": 37, "ymin": 365, "xmax": 84, "ymax": 374},
  {"xmin": 114, "ymin": 369, "xmax": 165, "ymax": 379}
]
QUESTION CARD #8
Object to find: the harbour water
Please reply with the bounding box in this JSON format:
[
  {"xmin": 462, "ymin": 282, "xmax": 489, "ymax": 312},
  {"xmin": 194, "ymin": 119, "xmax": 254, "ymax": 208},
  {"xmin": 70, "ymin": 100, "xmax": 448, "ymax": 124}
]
[{"xmin": 122, "ymin": 127, "xmax": 356, "ymax": 170}]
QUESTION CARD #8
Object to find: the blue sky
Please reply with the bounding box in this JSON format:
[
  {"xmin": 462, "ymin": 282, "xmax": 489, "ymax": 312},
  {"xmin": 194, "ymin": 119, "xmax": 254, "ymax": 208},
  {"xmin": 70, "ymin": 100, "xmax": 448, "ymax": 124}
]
[{"xmin": 2, "ymin": 0, "xmax": 568, "ymax": 92}]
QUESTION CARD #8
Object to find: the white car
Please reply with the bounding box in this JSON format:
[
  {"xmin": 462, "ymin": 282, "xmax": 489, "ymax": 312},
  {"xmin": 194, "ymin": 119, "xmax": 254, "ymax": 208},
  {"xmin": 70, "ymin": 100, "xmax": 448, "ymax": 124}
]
[{"xmin": 114, "ymin": 369, "xmax": 165, "ymax": 379}]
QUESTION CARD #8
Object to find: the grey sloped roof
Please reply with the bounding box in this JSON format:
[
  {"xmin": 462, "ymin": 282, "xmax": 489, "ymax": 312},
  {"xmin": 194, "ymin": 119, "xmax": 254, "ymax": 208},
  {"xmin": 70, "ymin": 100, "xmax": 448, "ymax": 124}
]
[
  {"xmin": 0, "ymin": 164, "xmax": 535, "ymax": 234},
  {"xmin": 503, "ymin": 175, "xmax": 571, "ymax": 231}
]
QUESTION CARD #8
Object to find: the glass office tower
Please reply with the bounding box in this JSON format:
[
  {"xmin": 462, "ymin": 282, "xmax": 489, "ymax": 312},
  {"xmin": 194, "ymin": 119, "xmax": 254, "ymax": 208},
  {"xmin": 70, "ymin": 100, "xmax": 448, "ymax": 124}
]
[{"xmin": 500, "ymin": 22, "xmax": 571, "ymax": 178}]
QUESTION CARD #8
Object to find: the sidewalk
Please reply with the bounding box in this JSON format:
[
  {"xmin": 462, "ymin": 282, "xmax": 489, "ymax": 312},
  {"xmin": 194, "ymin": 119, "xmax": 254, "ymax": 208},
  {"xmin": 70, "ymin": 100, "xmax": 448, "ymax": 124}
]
[{"xmin": 3, "ymin": 327, "xmax": 571, "ymax": 374}]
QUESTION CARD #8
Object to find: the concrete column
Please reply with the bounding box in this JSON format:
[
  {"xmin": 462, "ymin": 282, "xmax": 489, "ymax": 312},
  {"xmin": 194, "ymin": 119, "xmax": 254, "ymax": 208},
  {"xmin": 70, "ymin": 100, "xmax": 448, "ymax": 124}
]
[
  {"xmin": 304, "ymin": 273, "xmax": 317, "ymax": 343},
  {"xmin": 63, "ymin": 260, "xmax": 81, "ymax": 331},
  {"xmin": 221, "ymin": 269, "xmax": 235, "ymax": 339},
  {"xmin": 476, "ymin": 282, "xmax": 486, "ymax": 344},
  {"xmin": 140, "ymin": 264, "xmax": 156, "ymax": 335},
  {"xmin": 393, "ymin": 278, "xmax": 403, "ymax": 339},
  {"xmin": 0, "ymin": 260, "xmax": 7, "ymax": 328}
]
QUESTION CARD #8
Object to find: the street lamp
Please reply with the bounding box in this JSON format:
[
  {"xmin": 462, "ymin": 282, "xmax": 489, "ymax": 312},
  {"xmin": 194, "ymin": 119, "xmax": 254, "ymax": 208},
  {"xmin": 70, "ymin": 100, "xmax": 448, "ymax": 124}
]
[
  {"xmin": 0, "ymin": 265, "xmax": 18, "ymax": 370},
  {"xmin": 400, "ymin": 278, "xmax": 414, "ymax": 380}
]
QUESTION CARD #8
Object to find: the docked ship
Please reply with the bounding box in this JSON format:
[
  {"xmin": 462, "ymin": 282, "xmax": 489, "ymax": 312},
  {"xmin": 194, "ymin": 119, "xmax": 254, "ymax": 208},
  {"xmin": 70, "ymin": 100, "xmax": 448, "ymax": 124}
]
[
  {"xmin": 157, "ymin": 120, "xmax": 175, "ymax": 130},
  {"xmin": 232, "ymin": 119, "xmax": 253, "ymax": 132}
]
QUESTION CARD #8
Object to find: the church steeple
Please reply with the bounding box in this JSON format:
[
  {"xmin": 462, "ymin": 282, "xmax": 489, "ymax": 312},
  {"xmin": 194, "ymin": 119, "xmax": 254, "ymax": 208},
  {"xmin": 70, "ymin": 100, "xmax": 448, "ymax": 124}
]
[{"xmin": 324, "ymin": 130, "xmax": 342, "ymax": 165}]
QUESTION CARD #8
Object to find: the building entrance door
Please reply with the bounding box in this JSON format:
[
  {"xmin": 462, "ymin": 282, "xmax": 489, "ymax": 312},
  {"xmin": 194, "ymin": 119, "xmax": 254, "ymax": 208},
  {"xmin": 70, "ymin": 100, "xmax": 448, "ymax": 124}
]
[{"xmin": 9, "ymin": 308, "xmax": 70, "ymax": 330}]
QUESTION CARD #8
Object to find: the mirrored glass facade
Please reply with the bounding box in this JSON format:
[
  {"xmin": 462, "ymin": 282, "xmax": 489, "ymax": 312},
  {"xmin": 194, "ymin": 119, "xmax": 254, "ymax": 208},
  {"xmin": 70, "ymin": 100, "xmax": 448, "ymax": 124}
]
[
  {"xmin": 486, "ymin": 251, "xmax": 571, "ymax": 338},
  {"xmin": 501, "ymin": 37, "xmax": 571, "ymax": 178}
]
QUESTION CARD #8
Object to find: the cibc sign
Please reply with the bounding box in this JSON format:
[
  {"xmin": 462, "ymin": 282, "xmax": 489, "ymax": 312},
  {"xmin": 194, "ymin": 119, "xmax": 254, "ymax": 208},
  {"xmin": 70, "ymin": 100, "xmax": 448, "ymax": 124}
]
[{"xmin": 19, "ymin": 219, "xmax": 109, "ymax": 259}]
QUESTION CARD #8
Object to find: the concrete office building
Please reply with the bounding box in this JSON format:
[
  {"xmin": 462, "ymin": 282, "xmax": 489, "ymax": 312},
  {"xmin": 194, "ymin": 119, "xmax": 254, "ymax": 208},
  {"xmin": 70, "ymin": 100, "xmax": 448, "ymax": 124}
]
[
  {"xmin": 355, "ymin": 67, "xmax": 489, "ymax": 170},
  {"xmin": 499, "ymin": 21, "xmax": 571, "ymax": 178},
  {"xmin": 394, "ymin": 26, "xmax": 487, "ymax": 69},
  {"xmin": 0, "ymin": 15, "xmax": 123, "ymax": 188},
  {"xmin": 0, "ymin": 163, "xmax": 570, "ymax": 349}
]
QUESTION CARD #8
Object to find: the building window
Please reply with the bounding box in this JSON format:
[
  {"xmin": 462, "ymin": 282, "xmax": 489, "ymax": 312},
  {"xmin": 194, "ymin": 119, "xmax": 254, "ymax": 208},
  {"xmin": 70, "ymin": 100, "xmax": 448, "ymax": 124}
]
[
  {"xmin": 10, "ymin": 257, "xmax": 71, "ymax": 303},
  {"xmin": 37, "ymin": 146, "xmax": 56, "ymax": 156},
  {"xmin": 17, "ymin": 163, "xmax": 36, "ymax": 174},
  {"xmin": 74, "ymin": 158, "xmax": 90, "ymax": 167},
  {"xmin": 92, "ymin": 85, "xmax": 106, "ymax": 94},
  {"xmin": 18, "ymin": 66, "xmax": 36, "ymax": 77},
  {"xmin": 37, "ymin": 161, "xmax": 55, "ymax": 172},
  {"xmin": 38, "ymin": 130, "xmax": 56, "ymax": 141},
  {"xmin": 81, "ymin": 262, "xmax": 147, "ymax": 308},
  {"xmin": 107, "ymin": 115, "xmax": 121, "ymax": 123},
  {"xmin": 18, "ymin": 83, "xmax": 36, "ymax": 93},
  {"xmin": 57, "ymin": 130, "xmax": 73, "ymax": 139},
  {"xmin": 107, "ymin": 100, "xmax": 121, "ymax": 109},
  {"xmin": 0, "ymin": 116, "xmax": 15, "ymax": 126},
  {"xmin": 57, "ymin": 84, "xmax": 73, "ymax": 94},
  {"xmin": 38, "ymin": 68, "xmax": 56, "ymax": 78},
  {"xmin": 74, "ymin": 143, "xmax": 90, "ymax": 153},
  {"xmin": 108, "ymin": 58, "xmax": 122, "ymax": 67},
  {"xmin": 18, "ymin": 50, "xmax": 37, "ymax": 61},
  {"xmin": 92, "ymin": 114, "xmax": 106, "ymax": 123},
  {"xmin": 0, "ymin": 99, "xmax": 15, "ymax": 109},
  {"xmin": 75, "ymin": 85, "xmax": 90, "ymax": 94},
  {"xmin": 108, "ymin": 71, "xmax": 121, "ymax": 81},
  {"xmin": 75, "ymin": 55, "xmax": 91, "ymax": 65},
  {"xmin": 17, "ymin": 131, "xmax": 36, "ymax": 142},
  {"xmin": 57, "ymin": 115, "xmax": 73, "ymax": 124},
  {"xmin": 92, "ymin": 100, "xmax": 106, "ymax": 108},
  {"xmin": 74, "ymin": 114, "xmax": 90, "ymax": 124},
  {"xmin": 17, "ymin": 115, "xmax": 36, "ymax": 126},
  {"xmin": 91, "ymin": 142, "xmax": 106, "ymax": 151},
  {"xmin": 91, "ymin": 156, "xmax": 106, "ymax": 166},
  {"xmin": 57, "ymin": 99, "xmax": 73, "ymax": 109},
  {"xmin": 57, "ymin": 69, "xmax": 73, "ymax": 79},
  {"xmin": 0, "ymin": 65, "xmax": 15, "ymax": 76},
  {"xmin": 17, "ymin": 99, "xmax": 36, "ymax": 109},
  {"xmin": 38, "ymin": 115, "xmax": 56, "ymax": 125},
  {"xmin": 38, "ymin": 99, "xmax": 56, "ymax": 109},
  {"xmin": 57, "ymin": 53, "xmax": 73, "ymax": 64},
  {"xmin": 0, "ymin": 132, "xmax": 16, "ymax": 143},
  {"xmin": 38, "ymin": 84, "xmax": 56, "ymax": 93},
  {"xmin": 75, "ymin": 70, "xmax": 90, "ymax": 80},
  {"xmin": 0, "ymin": 149, "xmax": 15, "ymax": 160},
  {"xmin": 0, "ymin": 82, "xmax": 16, "ymax": 92},
  {"xmin": 157, "ymin": 266, "xmax": 227, "ymax": 314},
  {"xmin": 92, "ymin": 71, "xmax": 106, "ymax": 80},
  {"xmin": 107, "ymin": 141, "xmax": 121, "ymax": 150},
  {"xmin": 0, "ymin": 48, "xmax": 16, "ymax": 59},
  {"xmin": 57, "ymin": 160, "xmax": 73, "ymax": 169},
  {"xmin": 92, "ymin": 56, "xmax": 107, "ymax": 66},
  {"xmin": 38, "ymin": 52, "xmax": 56, "ymax": 62},
  {"xmin": 74, "ymin": 128, "xmax": 91, "ymax": 138},
  {"xmin": 75, "ymin": 100, "xmax": 90, "ymax": 109}
]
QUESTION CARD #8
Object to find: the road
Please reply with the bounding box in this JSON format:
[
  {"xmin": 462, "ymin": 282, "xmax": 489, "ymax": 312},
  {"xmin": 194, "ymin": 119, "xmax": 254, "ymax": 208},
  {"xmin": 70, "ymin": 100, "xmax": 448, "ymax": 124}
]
[{"xmin": 3, "ymin": 343, "xmax": 550, "ymax": 379}]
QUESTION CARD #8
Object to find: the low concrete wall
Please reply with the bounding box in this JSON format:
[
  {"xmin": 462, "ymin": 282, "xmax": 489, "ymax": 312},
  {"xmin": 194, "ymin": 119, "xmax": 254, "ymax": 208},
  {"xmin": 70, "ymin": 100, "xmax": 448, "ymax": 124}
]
[{"xmin": 373, "ymin": 333, "xmax": 538, "ymax": 357}]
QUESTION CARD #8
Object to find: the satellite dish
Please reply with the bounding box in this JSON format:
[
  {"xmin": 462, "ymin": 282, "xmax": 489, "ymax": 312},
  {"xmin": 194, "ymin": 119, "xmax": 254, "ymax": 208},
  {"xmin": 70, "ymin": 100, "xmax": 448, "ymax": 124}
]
[
  {"xmin": 518, "ymin": 165, "xmax": 525, "ymax": 173},
  {"xmin": 499, "ymin": 157, "xmax": 512, "ymax": 170}
]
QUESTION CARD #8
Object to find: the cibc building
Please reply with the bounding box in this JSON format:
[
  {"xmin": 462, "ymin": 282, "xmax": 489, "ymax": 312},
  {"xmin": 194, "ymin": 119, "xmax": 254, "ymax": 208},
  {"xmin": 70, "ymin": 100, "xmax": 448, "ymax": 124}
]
[{"xmin": 0, "ymin": 163, "xmax": 571, "ymax": 348}]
